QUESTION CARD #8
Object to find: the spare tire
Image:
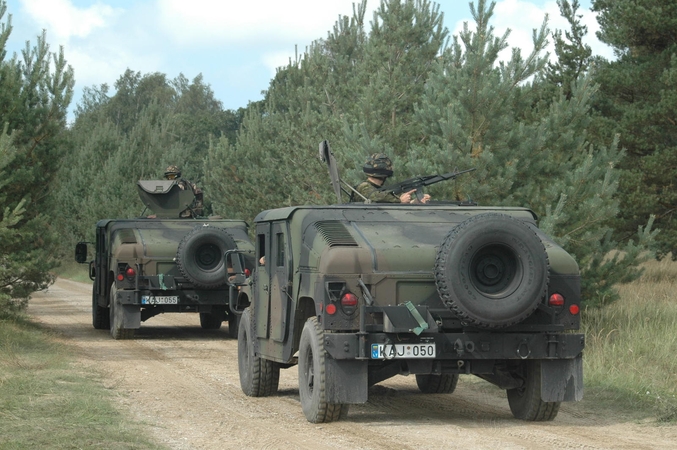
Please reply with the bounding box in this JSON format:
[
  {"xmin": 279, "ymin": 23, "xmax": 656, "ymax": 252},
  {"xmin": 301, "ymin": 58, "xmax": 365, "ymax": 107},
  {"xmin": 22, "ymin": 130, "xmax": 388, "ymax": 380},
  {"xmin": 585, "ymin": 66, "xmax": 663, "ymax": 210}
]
[
  {"xmin": 176, "ymin": 225, "xmax": 237, "ymax": 289},
  {"xmin": 434, "ymin": 213, "xmax": 549, "ymax": 328}
]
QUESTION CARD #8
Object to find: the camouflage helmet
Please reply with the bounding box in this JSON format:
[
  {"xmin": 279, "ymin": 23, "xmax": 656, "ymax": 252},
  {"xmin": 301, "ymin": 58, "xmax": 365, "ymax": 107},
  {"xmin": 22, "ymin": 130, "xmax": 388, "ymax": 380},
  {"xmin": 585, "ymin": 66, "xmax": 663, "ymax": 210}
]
[
  {"xmin": 363, "ymin": 153, "xmax": 393, "ymax": 178},
  {"xmin": 164, "ymin": 165, "xmax": 181, "ymax": 179}
]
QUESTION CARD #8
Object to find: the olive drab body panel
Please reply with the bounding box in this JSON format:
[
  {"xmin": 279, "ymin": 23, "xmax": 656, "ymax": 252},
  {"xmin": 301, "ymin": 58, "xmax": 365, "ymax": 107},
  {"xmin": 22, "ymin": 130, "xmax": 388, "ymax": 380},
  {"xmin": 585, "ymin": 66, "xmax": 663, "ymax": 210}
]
[
  {"xmin": 241, "ymin": 203, "xmax": 584, "ymax": 423},
  {"xmin": 75, "ymin": 180, "xmax": 255, "ymax": 340},
  {"xmin": 237, "ymin": 140, "xmax": 584, "ymax": 423}
]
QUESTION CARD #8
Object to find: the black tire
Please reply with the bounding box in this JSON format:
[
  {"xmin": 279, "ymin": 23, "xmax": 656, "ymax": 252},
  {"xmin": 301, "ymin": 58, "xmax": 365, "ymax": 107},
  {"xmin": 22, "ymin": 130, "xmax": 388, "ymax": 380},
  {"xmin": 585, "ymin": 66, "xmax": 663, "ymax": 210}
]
[
  {"xmin": 507, "ymin": 360, "xmax": 561, "ymax": 421},
  {"xmin": 298, "ymin": 317, "xmax": 348, "ymax": 423},
  {"xmin": 92, "ymin": 284, "xmax": 110, "ymax": 330},
  {"xmin": 238, "ymin": 308, "xmax": 279, "ymax": 397},
  {"xmin": 434, "ymin": 213, "xmax": 549, "ymax": 328},
  {"xmin": 109, "ymin": 284, "xmax": 134, "ymax": 340},
  {"xmin": 416, "ymin": 373, "xmax": 459, "ymax": 394},
  {"xmin": 228, "ymin": 311, "xmax": 240, "ymax": 339},
  {"xmin": 199, "ymin": 312, "xmax": 222, "ymax": 330},
  {"xmin": 176, "ymin": 226, "xmax": 237, "ymax": 289}
]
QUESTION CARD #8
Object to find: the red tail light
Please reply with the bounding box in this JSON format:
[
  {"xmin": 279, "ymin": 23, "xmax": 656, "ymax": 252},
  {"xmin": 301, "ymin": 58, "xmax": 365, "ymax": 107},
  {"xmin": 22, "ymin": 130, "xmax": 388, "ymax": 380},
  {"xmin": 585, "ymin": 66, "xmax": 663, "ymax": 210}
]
[
  {"xmin": 125, "ymin": 267, "xmax": 136, "ymax": 277},
  {"xmin": 569, "ymin": 304, "xmax": 580, "ymax": 315},
  {"xmin": 116, "ymin": 273, "xmax": 124, "ymax": 281},
  {"xmin": 326, "ymin": 303, "xmax": 337, "ymax": 315},
  {"xmin": 548, "ymin": 293, "xmax": 564, "ymax": 307},
  {"xmin": 245, "ymin": 268, "xmax": 251, "ymax": 277},
  {"xmin": 341, "ymin": 293, "xmax": 358, "ymax": 307}
]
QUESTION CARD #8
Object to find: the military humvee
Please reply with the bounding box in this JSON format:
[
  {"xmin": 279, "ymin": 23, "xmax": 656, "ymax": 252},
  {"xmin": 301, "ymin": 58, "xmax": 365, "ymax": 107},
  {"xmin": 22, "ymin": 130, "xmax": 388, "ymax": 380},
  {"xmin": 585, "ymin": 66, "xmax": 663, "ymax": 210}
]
[
  {"xmin": 231, "ymin": 142, "xmax": 584, "ymax": 423},
  {"xmin": 75, "ymin": 179, "xmax": 254, "ymax": 339}
]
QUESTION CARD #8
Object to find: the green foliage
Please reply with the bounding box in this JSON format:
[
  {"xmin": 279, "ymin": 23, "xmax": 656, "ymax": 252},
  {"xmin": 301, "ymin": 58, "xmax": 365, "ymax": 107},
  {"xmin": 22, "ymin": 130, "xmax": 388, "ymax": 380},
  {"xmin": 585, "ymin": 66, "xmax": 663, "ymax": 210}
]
[
  {"xmin": 206, "ymin": 0, "xmax": 450, "ymax": 221},
  {"xmin": 0, "ymin": 0, "xmax": 72, "ymax": 315},
  {"xmin": 51, "ymin": 70, "xmax": 243, "ymax": 251},
  {"xmin": 582, "ymin": 263, "xmax": 677, "ymax": 421},
  {"xmin": 545, "ymin": 0, "xmax": 593, "ymax": 99},
  {"xmin": 408, "ymin": 0, "xmax": 652, "ymax": 305},
  {"xmin": 203, "ymin": 0, "xmax": 652, "ymax": 306},
  {"xmin": 591, "ymin": 0, "xmax": 677, "ymax": 259}
]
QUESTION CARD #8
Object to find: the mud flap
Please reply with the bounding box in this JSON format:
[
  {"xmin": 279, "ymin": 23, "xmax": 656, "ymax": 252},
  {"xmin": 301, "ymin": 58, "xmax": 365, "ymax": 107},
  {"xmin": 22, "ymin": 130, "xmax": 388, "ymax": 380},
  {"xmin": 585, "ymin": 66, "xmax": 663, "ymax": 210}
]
[
  {"xmin": 540, "ymin": 355, "xmax": 583, "ymax": 402},
  {"xmin": 115, "ymin": 290, "xmax": 141, "ymax": 329},
  {"xmin": 325, "ymin": 358, "xmax": 368, "ymax": 404},
  {"xmin": 121, "ymin": 305, "xmax": 141, "ymax": 329}
]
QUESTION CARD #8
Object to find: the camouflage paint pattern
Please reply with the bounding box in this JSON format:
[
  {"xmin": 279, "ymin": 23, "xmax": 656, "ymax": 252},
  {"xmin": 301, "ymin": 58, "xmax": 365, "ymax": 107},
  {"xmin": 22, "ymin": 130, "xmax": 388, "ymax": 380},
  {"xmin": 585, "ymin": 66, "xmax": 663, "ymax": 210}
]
[{"xmin": 248, "ymin": 204, "xmax": 581, "ymax": 365}]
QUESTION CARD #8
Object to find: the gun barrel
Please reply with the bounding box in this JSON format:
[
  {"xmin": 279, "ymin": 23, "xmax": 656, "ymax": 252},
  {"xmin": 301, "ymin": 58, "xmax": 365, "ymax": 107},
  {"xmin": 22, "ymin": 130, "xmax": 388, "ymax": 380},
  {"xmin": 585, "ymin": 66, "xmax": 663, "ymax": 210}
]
[{"xmin": 380, "ymin": 167, "xmax": 476, "ymax": 195}]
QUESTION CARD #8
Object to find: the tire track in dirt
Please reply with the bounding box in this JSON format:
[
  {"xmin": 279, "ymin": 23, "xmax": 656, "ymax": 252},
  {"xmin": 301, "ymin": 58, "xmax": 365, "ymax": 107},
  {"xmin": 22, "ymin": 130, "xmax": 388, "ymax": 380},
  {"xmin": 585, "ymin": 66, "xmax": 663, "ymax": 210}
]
[{"xmin": 27, "ymin": 278, "xmax": 677, "ymax": 450}]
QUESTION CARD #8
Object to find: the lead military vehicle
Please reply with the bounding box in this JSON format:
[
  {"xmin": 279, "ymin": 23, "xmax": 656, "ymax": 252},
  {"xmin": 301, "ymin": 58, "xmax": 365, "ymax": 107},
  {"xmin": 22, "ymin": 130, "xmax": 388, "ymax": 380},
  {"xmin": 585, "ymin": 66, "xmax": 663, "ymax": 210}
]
[
  {"xmin": 231, "ymin": 142, "xmax": 583, "ymax": 423},
  {"xmin": 75, "ymin": 179, "xmax": 254, "ymax": 339}
]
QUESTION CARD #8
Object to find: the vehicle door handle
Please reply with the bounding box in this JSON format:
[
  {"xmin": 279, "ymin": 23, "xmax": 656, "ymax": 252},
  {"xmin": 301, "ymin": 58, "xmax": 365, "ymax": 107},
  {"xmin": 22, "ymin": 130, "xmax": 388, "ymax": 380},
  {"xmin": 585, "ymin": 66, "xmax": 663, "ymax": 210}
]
[{"xmin": 263, "ymin": 285, "xmax": 268, "ymax": 292}]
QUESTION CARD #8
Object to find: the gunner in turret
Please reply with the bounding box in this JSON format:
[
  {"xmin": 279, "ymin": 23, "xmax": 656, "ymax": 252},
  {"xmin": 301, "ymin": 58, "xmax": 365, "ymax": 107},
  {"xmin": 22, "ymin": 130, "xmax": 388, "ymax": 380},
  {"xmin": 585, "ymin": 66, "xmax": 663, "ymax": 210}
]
[{"xmin": 164, "ymin": 165, "xmax": 204, "ymax": 218}]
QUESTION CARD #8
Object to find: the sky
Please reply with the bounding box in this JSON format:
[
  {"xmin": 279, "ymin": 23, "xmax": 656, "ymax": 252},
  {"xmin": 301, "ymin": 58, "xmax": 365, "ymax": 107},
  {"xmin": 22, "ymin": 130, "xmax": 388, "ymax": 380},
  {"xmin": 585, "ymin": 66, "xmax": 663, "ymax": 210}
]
[{"xmin": 3, "ymin": 0, "xmax": 612, "ymax": 117}]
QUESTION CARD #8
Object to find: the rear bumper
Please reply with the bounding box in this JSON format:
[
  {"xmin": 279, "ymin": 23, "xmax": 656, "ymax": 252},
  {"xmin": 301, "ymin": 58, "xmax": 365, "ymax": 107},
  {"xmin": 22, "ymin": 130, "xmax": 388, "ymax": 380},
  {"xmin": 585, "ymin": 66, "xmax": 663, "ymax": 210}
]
[
  {"xmin": 324, "ymin": 331, "xmax": 585, "ymax": 362},
  {"xmin": 115, "ymin": 288, "xmax": 229, "ymax": 307},
  {"xmin": 322, "ymin": 331, "xmax": 584, "ymax": 404}
]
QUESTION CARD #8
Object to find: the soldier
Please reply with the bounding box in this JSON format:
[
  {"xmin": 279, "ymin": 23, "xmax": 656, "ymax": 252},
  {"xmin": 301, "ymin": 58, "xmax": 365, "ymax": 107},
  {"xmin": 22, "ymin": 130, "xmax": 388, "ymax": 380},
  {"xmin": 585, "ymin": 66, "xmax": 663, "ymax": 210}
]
[
  {"xmin": 164, "ymin": 165, "xmax": 204, "ymax": 217},
  {"xmin": 354, "ymin": 153, "xmax": 431, "ymax": 203}
]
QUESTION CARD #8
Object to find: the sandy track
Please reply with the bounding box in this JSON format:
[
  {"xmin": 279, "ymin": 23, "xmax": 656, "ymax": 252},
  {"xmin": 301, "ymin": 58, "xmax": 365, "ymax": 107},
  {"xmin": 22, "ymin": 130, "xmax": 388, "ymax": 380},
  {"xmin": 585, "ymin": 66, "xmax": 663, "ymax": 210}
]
[{"xmin": 27, "ymin": 278, "xmax": 677, "ymax": 449}]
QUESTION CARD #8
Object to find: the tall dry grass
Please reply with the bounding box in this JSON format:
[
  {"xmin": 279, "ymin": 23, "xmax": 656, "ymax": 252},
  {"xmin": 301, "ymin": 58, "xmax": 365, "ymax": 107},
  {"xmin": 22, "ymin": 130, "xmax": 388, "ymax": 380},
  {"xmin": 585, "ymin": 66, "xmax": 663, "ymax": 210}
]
[{"xmin": 582, "ymin": 257, "xmax": 677, "ymax": 421}]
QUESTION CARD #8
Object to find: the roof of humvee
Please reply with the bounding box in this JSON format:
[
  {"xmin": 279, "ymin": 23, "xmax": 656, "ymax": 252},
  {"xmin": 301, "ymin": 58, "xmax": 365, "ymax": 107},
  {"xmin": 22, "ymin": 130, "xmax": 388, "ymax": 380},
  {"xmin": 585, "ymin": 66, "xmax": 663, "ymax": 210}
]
[{"xmin": 253, "ymin": 204, "xmax": 537, "ymax": 223}]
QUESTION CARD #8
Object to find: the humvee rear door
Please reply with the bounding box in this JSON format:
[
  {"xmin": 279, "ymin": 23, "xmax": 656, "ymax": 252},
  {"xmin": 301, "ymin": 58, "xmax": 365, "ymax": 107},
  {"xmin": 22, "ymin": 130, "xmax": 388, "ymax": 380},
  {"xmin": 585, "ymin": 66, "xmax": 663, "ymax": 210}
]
[
  {"xmin": 95, "ymin": 225, "xmax": 109, "ymax": 305},
  {"xmin": 269, "ymin": 222, "xmax": 291, "ymax": 343},
  {"xmin": 255, "ymin": 224, "xmax": 271, "ymax": 339}
]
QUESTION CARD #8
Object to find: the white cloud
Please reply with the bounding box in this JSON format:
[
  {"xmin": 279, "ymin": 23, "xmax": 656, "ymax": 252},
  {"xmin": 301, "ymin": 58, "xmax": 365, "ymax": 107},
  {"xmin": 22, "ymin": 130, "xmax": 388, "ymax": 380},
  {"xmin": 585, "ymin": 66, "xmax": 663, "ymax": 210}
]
[
  {"xmin": 19, "ymin": 0, "xmax": 121, "ymax": 42},
  {"xmin": 156, "ymin": 0, "xmax": 377, "ymax": 47}
]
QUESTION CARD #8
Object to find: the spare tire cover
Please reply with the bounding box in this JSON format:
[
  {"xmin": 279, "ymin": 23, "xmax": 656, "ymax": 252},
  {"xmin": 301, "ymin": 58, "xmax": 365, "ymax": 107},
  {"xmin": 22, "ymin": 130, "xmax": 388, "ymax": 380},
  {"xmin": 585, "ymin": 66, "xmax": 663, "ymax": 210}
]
[
  {"xmin": 434, "ymin": 213, "xmax": 549, "ymax": 328},
  {"xmin": 176, "ymin": 225, "xmax": 237, "ymax": 289}
]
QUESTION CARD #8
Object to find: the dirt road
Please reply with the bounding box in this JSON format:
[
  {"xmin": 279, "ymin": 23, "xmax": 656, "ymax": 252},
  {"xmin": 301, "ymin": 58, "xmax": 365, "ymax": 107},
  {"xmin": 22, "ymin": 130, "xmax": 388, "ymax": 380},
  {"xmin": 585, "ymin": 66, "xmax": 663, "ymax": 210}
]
[{"xmin": 28, "ymin": 278, "xmax": 677, "ymax": 449}]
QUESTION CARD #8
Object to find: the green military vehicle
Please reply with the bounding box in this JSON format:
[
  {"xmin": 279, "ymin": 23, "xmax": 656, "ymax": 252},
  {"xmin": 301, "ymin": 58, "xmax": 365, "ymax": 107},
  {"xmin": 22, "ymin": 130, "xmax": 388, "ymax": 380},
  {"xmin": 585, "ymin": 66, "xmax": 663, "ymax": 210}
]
[
  {"xmin": 231, "ymin": 142, "xmax": 584, "ymax": 423},
  {"xmin": 75, "ymin": 179, "xmax": 254, "ymax": 340}
]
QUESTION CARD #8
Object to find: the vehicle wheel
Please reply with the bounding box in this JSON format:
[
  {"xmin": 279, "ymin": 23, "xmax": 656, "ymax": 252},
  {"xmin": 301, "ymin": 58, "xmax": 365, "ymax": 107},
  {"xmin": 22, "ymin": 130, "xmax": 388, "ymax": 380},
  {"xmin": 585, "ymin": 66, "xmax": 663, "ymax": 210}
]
[
  {"xmin": 228, "ymin": 311, "xmax": 240, "ymax": 339},
  {"xmin": 109, "ymin": 284, "xmax": 134, "ymax": 340},
  {"xmin": 416, "ymin": 373, "xmax": 459, "ymax": 394},
  {"xmin": 434, "ymin": 213, "xmax": 549, "ymax": 328},
  {"xmin": 199, "ymin": 312, "xmax": 222, "ymax": 330},
  {"xmin": 298, "ymin": 317, "xmax": 347, "ymax": 423},
  {"xmin": 238, "ymin": 308, "xmax": 279, "ymax": 397},
  {"xmin": 92, "ymin": 284, "xmax": 110, "ymax": 330},
  {"xmin": 176, "ymin": 225, "xmax": 237, "ymax": 289},
  {"xmin": 507, "ymin": 360, "xmax": 560, "ymax": 421}
]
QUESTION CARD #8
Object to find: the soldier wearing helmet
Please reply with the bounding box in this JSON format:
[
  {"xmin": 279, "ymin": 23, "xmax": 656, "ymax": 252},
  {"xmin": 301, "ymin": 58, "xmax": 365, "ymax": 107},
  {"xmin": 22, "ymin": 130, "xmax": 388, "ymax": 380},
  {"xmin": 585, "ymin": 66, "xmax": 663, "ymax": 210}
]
[
  {"xmin": 353, "ymin": 153, "xmax": 430, "ymax": 203},
  {"xmin": 164, "ymin": 165, "xmax": 204, "ymax": 217}
]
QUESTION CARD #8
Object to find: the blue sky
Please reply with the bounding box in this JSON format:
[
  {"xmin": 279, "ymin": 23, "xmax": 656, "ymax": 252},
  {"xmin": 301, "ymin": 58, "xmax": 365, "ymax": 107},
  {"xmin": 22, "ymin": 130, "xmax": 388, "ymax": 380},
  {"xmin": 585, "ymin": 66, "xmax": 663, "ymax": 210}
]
[{"xmin": 3, "ymin": 0, "xmax": 610, "ymax": 116}]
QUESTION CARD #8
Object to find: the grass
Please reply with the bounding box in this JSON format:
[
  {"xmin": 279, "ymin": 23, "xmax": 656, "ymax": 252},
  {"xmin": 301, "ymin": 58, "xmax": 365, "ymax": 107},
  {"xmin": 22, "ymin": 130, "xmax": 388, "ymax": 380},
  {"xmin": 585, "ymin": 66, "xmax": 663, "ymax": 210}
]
[
  {"xmin": 582, "ymin": 257, "xmax": 677, "ymax": 422},
  {"xmin": 0, "ymin": 316, "xmax": 164, "ymax": 450}
]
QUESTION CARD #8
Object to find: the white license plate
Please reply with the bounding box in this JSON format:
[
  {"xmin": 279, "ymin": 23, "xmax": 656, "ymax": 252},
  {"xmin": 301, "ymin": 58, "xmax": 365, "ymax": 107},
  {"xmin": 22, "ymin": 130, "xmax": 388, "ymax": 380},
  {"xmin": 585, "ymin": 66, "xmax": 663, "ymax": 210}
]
[
  {"xmin": 141, "ymin": 295, "xmax": 179, "ymax": 305},
  {"xmin": 371, "ymin": 343, "xmax": 436, "ymax": 359}
]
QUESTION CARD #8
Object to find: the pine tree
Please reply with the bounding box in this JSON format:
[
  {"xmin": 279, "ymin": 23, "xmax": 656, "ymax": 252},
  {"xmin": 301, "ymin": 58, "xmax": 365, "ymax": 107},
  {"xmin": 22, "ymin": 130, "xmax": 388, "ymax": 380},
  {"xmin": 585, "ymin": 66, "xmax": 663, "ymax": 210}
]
[
  {"xmin": 204, "ymin": 0, "xmax": 450, "ymax": 220},
  {"xmin": 0, "ymin": 0, "xmax": 74, "ymax": 314},
  {"xmin": 408, "ymin": 0, "xmax": 653, "ymax": 305},
  {"xmin": 591, "ymin": 0, "xmax": 677, "ymax": 259},
  {"xmin": 545, "ymin": 0, "xmax": 593, "ymax": 99}
]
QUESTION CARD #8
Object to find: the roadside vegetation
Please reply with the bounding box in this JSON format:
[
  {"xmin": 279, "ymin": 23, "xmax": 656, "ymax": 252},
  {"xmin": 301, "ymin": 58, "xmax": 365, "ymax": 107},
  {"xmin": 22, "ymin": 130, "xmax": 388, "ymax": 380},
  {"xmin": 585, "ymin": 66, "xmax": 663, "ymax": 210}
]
[
  {"xmin": 0, "ymin": 315, "xmax": 164, "ymax": 450},
  {"xmin": 582, "ymin": 258, "xmax": 677, "ymax": 422}
]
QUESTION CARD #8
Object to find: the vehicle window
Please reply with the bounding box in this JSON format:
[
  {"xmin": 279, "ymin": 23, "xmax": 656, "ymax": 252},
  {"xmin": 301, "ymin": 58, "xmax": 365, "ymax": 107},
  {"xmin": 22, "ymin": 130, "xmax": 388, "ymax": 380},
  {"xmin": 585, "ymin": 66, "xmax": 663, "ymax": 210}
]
[{"xmin": 276, "ymin": 233, "xmax": 285, "ymax": 267}]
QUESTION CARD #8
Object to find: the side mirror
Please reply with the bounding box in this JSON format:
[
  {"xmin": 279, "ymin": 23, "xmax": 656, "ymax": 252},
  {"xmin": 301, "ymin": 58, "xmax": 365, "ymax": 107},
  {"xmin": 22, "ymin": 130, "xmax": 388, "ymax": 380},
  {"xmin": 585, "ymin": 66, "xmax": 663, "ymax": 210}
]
[
  {"xmin": 225, "ymin": 250, "xmax": 248, "ymax": 286},
  {"xmin": 75, "ymin": 242, "xmax": 88, "ymax": 264}
]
